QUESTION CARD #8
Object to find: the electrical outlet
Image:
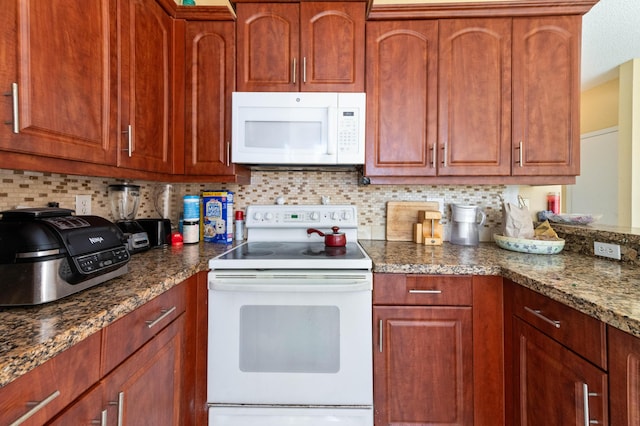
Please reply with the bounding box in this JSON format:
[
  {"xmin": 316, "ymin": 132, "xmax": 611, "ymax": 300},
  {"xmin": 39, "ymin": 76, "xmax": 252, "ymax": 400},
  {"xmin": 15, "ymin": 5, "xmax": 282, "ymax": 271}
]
[
  {"xmin": 594, "ymin": 241, "xmax": 621, "ymax": 260},
  {"xmin": 75, "ymin": 195, "xmax": 92, "ymax": 215}
]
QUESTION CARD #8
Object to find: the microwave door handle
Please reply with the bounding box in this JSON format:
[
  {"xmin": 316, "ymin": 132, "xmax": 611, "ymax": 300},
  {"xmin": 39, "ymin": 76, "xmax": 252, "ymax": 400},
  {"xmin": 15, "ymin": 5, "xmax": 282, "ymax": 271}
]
[{"xmin": 327, "ymin": 107, "xmax": 338, "ymax": 156}]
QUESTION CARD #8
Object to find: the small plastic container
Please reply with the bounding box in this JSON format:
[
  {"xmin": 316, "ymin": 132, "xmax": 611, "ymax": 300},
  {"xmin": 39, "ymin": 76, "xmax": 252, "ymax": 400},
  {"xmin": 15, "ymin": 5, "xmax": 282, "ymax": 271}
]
[
  {"xmin": 183, "ymin": 195, "xmax": 200, "ymax": 221},
  {"xmin": 183, "ymin": 220, "xmax": 200, "ymax": 244}
]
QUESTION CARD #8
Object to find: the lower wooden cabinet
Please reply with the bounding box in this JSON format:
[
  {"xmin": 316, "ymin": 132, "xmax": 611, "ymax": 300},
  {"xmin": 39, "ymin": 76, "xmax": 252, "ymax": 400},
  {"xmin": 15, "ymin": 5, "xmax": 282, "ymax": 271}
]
[
  {"xmin": 373, "ymin": 274, "xmax": 476, "ymax": 426},
  {"xmin": 505, "ymin": 280, "xmax": 609, "ymax": 426},
  {"xmin": 511, "ymin": 318, "xmax": 608, "ymax": 426},
  {"xmin": 609, "ymin": 326, "xmax": 640, "ymax": 426}
]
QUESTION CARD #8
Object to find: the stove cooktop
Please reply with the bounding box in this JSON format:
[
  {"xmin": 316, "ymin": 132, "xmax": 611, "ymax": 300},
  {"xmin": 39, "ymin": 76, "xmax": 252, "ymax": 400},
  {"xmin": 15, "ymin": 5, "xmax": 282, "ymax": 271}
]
[{"xmin": 209, "ymin": 241, "xmax": 372, "ymax": 270}]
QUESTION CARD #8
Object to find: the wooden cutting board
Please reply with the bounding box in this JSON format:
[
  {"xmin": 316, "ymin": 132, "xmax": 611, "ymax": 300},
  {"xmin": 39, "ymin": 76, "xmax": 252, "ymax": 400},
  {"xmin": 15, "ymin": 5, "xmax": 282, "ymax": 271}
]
[{"xmin": 386, "ymin": 201, "xmax": 441, "ymax": 241}]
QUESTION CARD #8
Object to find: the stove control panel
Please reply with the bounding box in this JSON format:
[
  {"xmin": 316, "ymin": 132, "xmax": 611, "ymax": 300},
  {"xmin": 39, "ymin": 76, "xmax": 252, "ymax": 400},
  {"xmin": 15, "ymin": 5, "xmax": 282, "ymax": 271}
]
[{"xmin": 246, "ymin": 205, "xmax": 359, "ymax": 228}]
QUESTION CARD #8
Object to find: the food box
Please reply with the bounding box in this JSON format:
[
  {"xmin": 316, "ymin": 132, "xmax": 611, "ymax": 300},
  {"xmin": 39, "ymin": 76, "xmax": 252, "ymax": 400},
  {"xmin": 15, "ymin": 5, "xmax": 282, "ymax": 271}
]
[{"xmin": 201, "ymin": 190, "xmax": 234, "ymax": 243}]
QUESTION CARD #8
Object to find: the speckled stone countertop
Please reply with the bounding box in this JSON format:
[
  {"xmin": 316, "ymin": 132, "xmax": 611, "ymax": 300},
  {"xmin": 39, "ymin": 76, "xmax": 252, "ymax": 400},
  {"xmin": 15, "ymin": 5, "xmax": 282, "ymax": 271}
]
[
  {"xmin": 360, "ymin": 240, "xmax": 640, "ymax": 338},
  {"xmin": 0, "ymin": 242, "xmax": 234, "ymax": 389},
  {"xmin": 2, "ymin": 237, "xmax": 640, "ymax": 390}
]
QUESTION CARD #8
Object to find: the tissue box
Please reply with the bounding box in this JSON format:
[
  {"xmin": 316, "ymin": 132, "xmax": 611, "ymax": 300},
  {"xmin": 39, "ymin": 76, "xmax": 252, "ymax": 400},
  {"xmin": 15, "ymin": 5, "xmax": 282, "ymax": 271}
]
[{"xmin": 201, "ymin": 190, "xmax": 234, "ymax": 243}]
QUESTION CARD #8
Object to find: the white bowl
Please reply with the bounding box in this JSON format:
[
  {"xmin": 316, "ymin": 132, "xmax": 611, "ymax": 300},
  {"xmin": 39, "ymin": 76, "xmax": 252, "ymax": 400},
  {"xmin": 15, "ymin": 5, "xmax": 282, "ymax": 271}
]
[{"xmin": 493, "ymin": 234, "xmax": 565, "ymax": 255}]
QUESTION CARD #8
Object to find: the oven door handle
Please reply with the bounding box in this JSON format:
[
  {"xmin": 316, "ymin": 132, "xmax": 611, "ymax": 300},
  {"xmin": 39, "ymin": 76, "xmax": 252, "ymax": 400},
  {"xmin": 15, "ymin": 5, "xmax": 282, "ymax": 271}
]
[{"xmin": 210, "ymin": 280, "xmax": 372, "ymax": 293}]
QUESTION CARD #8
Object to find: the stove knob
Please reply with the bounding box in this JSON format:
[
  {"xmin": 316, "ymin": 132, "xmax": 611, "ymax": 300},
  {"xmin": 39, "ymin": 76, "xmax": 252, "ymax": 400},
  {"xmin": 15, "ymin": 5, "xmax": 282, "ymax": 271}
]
[
  {"xmin": 342, "ymin": 211, "xmax": 352, "ymax": 220},
  {"xmin": 331, "ymin": 212, "xmax": 339, "ymax": 220},
  {"xmin": 310, "ymin": 211, "xmax": 320, "ymax": 221},
  {"xmin": 253, "ymin": 212, "xmax": 263, "ymax": 221},
  {"xmin": 264, "ymin": 212, "xmax": 274, "ymax": 221}
]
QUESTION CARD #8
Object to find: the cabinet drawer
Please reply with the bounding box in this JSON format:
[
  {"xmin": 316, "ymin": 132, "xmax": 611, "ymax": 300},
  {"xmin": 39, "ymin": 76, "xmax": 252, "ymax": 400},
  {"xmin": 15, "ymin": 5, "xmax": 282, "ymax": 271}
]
[
  {"xmin": 511, "ymin": 284, "xmax": 606, "ymax": 369},
  {"xmin": 101, "ymin": 283, "xmax": 186, "ymax": 375},
  {"xmin": 0, "ymin": 331, "xmax": 101, "ymax": 426},
  {"xmin": 373, "ymin": 274, "xmax": 472, "ymax": 306}
]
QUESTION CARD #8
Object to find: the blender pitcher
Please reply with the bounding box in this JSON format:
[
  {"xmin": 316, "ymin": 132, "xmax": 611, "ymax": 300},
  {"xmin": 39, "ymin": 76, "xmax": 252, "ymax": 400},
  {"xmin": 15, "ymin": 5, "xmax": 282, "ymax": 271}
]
[{"xmin": 450, "ymin": 204, "xmax": 486, "ymax": 246}]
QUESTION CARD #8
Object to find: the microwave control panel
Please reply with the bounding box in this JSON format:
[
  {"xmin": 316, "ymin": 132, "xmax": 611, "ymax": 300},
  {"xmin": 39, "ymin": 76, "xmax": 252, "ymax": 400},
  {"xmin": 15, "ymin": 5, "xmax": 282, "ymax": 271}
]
[{"xmin": 338, "ymin": 110, "xmax": 359, "ymax": 154}]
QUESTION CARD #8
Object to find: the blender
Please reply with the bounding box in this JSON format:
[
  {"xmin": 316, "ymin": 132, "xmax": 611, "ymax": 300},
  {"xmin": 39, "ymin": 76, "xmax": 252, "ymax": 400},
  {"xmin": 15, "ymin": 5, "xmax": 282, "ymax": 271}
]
[{"xmin": 108, "ymin": 184, "xmax": 150, "ymax": 253}]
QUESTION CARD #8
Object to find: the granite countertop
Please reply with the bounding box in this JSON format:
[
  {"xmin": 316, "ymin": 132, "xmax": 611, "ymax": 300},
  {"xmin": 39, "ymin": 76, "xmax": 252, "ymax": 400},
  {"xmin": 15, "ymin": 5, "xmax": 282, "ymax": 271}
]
[
  {"xmin": 2, "ymin": 238, "xmax": 640, "ymax": 390},
  {"xmin": 0, "ymin": 242, "xmax": 233, "ymax": 389},
  {"xmin": 359, "ymin": 240, "xmax": 640, "ymax": 338}
]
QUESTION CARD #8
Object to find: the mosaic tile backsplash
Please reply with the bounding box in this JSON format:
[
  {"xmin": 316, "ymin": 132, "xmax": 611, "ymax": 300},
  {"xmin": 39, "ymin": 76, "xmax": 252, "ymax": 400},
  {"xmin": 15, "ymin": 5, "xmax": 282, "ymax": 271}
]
[{"xmin": 0, "ymin": 168, "xmax": 513, "ymax": 241}]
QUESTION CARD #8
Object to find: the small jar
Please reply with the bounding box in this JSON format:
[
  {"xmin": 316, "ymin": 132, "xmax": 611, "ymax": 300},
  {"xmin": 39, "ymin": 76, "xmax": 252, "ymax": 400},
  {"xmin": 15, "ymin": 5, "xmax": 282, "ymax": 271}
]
[
  {"xmin": 547, "ymin": 192, "xmax": 560, "ymax": 214},
  {"xmin": 183, "ymin": 195, "xmax": 200, "ymax": 221},
  {"xmin": 183, "ymin": 220, "xmax": 200, "ymax": 244}
]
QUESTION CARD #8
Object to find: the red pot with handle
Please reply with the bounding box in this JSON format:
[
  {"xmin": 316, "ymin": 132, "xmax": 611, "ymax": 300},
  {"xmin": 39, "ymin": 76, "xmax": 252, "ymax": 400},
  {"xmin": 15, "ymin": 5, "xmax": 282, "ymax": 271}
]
[{"xmin": 307, "ymin": 226, "xmax": 347, "ymax": 247}]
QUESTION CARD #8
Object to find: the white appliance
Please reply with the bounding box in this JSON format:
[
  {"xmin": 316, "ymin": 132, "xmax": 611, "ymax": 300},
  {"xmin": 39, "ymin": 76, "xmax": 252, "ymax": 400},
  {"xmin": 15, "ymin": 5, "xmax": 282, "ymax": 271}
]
[
  {"xmin": 231, "ymin": 92, "xmax": 366, "ymax": 166},
  {"xmin": 208, "ymin": 204, "xmax": 373, "ymax": 425}
]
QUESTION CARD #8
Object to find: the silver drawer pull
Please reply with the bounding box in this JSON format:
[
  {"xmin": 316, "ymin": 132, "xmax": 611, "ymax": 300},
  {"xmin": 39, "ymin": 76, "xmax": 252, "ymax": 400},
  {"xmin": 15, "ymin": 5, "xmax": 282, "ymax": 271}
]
[
  {"xmin": 524, "ymin": 306, "xmax": 561, "ymax": 328},
  {"xmin": 10, "ymin": 390, "xmax": 60, "ymax": 426},
  {"xmin": 409, "ymin": 289, "xmax": 442, "ymax": 294},
  {"xmin": 146, "ymin": 306, "xmax": 177, "ymax": 329},
  {"xmin": 91, "ymin": 409, "xmax": 108, "ymax": 426}
]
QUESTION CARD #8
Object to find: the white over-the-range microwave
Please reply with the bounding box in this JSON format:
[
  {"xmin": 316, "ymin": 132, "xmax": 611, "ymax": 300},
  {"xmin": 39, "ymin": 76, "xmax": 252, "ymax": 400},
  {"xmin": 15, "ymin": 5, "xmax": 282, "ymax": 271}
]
[{"xmin": 231, "ymin": 92, "xmax": 366, "ymax": 166}]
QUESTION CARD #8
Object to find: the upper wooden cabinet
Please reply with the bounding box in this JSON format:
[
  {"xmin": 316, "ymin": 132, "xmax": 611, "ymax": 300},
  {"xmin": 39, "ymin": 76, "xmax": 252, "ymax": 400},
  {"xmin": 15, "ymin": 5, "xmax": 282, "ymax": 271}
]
[
  {"xmin": 0, "ymin": 0, "xmax": 117, "ymax": 165},
  {"xmin": 184, "ymin": 20, "xmax": 245, "ymax": 177},
  {"xmin": 512, "ymin": 16, "xmax": 581, "ymax": 176},
  {"xmin": 364, "ymin": 2, "xmax": 594, "ymax": 184},
  {"xmin": 364, "ymin": 20, "xmax": 439, "ymax": 178},
  {"xmin": 438, "ymin": 18, "xmax": 512, "ymax": 177},
  {"xmin": 236, "ymin": 1, "xmax": 365, "ymax": 92},
  {"xmin": 365, "ymin": 18, "xmax": 511, "ymax": 179},
  {"xmin": 117, "ymin": 0, "xmax": 175, "ymax": 174}
]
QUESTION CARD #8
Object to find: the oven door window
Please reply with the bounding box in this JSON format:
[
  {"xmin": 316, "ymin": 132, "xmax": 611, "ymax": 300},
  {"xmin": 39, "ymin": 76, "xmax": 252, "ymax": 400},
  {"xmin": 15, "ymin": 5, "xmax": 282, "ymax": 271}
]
[{"xmin": 239, "ymin": 305, "xmax": 340, "ymax": 373}]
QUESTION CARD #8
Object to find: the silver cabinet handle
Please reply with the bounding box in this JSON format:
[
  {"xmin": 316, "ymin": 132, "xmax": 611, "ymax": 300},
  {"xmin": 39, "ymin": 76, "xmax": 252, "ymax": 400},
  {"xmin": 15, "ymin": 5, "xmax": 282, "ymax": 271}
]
[
  {"xmin": 292, "ymin": 58, "xmax": 297, "ymax": 85},
  {"xmin": 303, "ymin": 57, "xmax": 307, "ymax": 83},
  {"xmin": 430, "ymin": 145, "xmax": 436, "ymax": 168},
  {"xmin": 226, "ymin": 141, "xmax": 230, "ymax": 167},
  {"xmin": 91, "ymin": 409, "xmax": 108, "ymax": 426},
  {"xmin": 4, "ymin": 83, "xmax": 19, "ymax": 133},
  {"xmin": 146, "ymin": 306, "xmax": 177, "ymax": 329},
  {"xmin": 582, "ymin": 383, "xmax": 600, "ymax": 425},
  {"xmin": 10, "ymin": 390, "xmax": 61, "ymax": 426},
  {"xmin": 409, "ymin": 289, "xmax": 442, "ymax": 294},
  {"xmin": 378, "ymin": 319, "xmax": 383, "ymax": 353},
  {"xmin": 122, "ymin": 125, "xmax": 132, "ymax": 157},
  {"xmin": 109, "ymin": 391, "xmax": 124, "ymax": 426},
  {"xmin": 517, "ymin": 140, "xmax": 523, "ymax": 167},
  {"xmin": 442, "ymin": 143, "xmax": 447, "ymax": 167},
  {"xmin": 524, "ymin": 306, "xmax": 561, "ymax": 328}
]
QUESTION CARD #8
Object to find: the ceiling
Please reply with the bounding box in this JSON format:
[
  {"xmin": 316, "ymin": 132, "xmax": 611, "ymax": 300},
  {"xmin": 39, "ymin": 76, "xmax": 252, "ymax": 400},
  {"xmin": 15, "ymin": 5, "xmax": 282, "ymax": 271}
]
[{"xmin": 581, "ymin": 0, "xmax": 640, "ymax": 90}]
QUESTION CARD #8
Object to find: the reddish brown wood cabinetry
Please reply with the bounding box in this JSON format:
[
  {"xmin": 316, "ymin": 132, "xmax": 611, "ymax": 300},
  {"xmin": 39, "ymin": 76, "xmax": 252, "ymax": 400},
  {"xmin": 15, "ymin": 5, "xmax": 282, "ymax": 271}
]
[
  {"xmin": 373, "ymin": 274, "xmax": 474, "ymax": 426},
  {"xmin": 512, "ymin": 15, "xmax": 581, "ymax": 176},
  {"xmin": 236, "ymin": 1, "xmax": 365, "ymax": 92},
  {"xmin": 184, "ymin": 20, "xmax": 243, "ymax": 177},
  {"xmin": 364, "ymin": 20, "xmax": 439, "ymax": 178},
  {"xmin": 505, "ymin": 281, "xmax": 608, "ymax": 426},
  {"xmin": 0, "ymin": 0, "xmax": 117, "ymax": 165},
  {"xmin": 0, "ymin": 333, "xmax": 102, "ymax": 426},
  {"xmin": 438, "ymin": 18, "xmax": 512, "ymax": 177},
  {"xmin": 364, "ymin": 3, "xmax": 592, "ymax": 184},
  {"xmin": 117, "ymin": 0, "xmax": 175, "ymax": 174},
  {"xmin": 609, "ymin": 326, "xmax": 640, "ymax": 426}
]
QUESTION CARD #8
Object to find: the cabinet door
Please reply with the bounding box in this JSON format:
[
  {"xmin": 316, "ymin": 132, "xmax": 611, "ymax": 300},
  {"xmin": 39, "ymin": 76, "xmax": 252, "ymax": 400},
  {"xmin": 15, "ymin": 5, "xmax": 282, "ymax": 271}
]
[
  {"xmin": 46, "ymin": 384, "xmax": 106, "ymax": 426},
  {"xmin": 512, "ymin": 318, "xmax": 608, "ymax": 426},
  {"xmin": 236, "ymin": 3, "xmax": 299, "ymax": 92},
  {"xmin": 184, "ymin": 20, "xmax": 239, "ymax": 176},
  {"xmin": 300, "ymin": 2, "xmax": 365, "ymax": 92},
  {"xmin": 365, "ymin": 21, "xmax": 439, "ymax": 178},
  {"xmin": 374, "ymin": 306, "xmax": 473, "ymax": 426},
  {"xmin": 512, "ymin": 16, "xmax": 581, "ymax": 176},
  {"xmin": 118, "ymin": 0, "xmax": 174, "ymax": 173},
  {"xmin": 0, "ymin": 0, "xmax": 117, "ymax": 165},
  {"xmin": 104, "ymin": 315, "xmax": 184, "ymax": 426},
  {"xmin": 438, "ymin": 18, "xmax": 512, "ymax": 176},
  {"xmin": 609, "ymin": 326, "xmax": 640, "ymax": 426}
]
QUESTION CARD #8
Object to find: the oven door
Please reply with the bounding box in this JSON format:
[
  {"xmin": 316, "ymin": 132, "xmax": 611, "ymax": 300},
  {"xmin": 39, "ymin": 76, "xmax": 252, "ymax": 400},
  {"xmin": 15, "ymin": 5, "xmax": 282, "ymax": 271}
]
[{"xmin": 207, "ymin": 270, "xmax": 372, "ymax": 406}]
